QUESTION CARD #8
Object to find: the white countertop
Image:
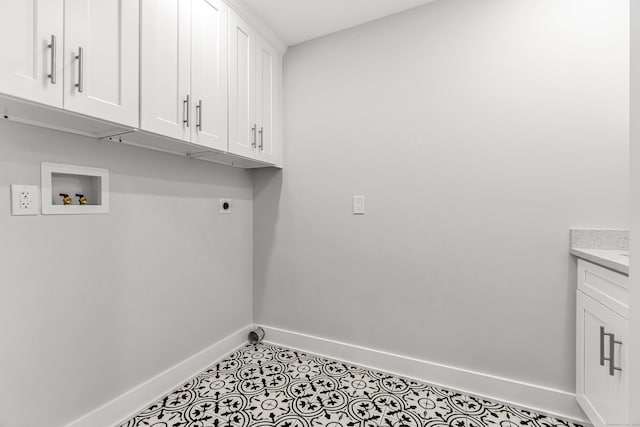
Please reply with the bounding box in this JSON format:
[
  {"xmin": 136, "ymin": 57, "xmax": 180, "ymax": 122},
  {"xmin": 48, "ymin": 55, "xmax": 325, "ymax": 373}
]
[
  {"xmin": 570, "ymin": 228, "xmax": 629, "ymax": 275},
  {"xmin": 570, "ymin": 248, "xmax": 629, "ymax": 275}
]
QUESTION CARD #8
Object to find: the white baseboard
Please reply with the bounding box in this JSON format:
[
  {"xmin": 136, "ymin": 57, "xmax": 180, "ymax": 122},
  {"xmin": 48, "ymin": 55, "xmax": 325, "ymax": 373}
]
[
  {"xmin": 66, "ymin": 325, "xmax": 251, "ymax": 427},
  {"xmin": 261, "ymin": 325, "xmax": 589, "ymax": 424}
]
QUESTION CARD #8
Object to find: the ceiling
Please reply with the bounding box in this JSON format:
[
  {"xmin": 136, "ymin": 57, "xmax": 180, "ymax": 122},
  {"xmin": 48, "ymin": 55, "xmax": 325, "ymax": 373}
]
[{"xmin": 243, "ymin": 0, "xmax": 439, "ymax": 46}]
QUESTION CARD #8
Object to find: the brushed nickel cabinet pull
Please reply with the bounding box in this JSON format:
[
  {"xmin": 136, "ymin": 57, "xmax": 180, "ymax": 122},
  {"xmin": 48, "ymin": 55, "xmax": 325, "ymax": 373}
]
[
  {"xmin": 259, "ymin": 126, "xmax": 264, "ymax": 150},
  {"xmin": 600, "ymin": 326, "xmax": 605, "ymax": 367},
  {"xmin": 47, "ymin": 35, "xmax": 57, "ymax": 84},
  {"xmin": 251, "ymin": 124, "xmax": 257, "ymax": 148},
  {"xmin": 75, "ymin": 47, "xmax": 84, "ymax": 92},
  {"xmin": 600, "ymin": 326, "xmax": 623, "ymax": 376},
  {"xmin": 609, "ymin": 334, "xmax": 623, "ymax": 376},
  {"xmin": 196, "ymin": 100, "xmax": 202, "ymax": 131},
  {"xmin": 183, "ymin": 95, "xmax": 190, "ymax": 127}
]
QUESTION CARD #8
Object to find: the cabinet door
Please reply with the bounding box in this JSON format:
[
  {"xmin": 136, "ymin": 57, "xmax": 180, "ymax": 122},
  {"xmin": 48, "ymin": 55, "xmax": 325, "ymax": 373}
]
[
  {"xmin": 255, "ymin": 35, "xmax": 279, "ymax": 165},
  {"xmin": 191, "ymin": 0, "xmax": 228, "ymax": 151},
  {"xmin": 64, "ymin": 0, "xmax": 139, "ymax": 127},
  {"xmin": 140, "ymin": 0, "xmax": 191, "ymax": 141},
  {"xmin": 576, "ymin": 291, "xmax": 628, "ymax": 427},
  {"xmin": 0, "ymin": 0, "xmax": 63, "ymax": 107},
  {"xmin": 228, "ymin": 10, "xmax": 256, "ymax": 158}
]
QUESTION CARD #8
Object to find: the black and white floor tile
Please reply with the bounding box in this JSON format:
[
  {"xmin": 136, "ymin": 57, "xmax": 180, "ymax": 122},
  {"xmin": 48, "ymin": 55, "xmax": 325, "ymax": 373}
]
[{"xmin": 121, "ymin": 344, "xmax": 582, "ymax": 427}]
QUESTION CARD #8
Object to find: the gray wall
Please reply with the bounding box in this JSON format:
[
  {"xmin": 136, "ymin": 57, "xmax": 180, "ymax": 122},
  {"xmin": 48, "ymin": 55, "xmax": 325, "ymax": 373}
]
[
  {"xmin": 0, "ymin": 121, "xmax": 253, "ymax": 427},
  {"xmin": 254, "ymin": 0, "xmax": 629, "ymax": 393}
]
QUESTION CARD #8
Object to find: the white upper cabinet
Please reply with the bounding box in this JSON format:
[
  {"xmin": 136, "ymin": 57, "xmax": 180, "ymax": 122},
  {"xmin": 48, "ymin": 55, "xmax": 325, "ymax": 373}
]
[
  {"xmin": 228, "ymin": 10, "xmax": 282, "ymax": 165},
  {"xmin": 140, "ymin": 0, "xmax": 229, "ymax": 151},
  {"xmin": 190, "ymin": 0, "xmax": 228, "ymax": 152},
  {"xmin": 0, "ymin": 0, "xmax": 284, "ymax": 168},
  {"xmin": 140, "ymin": 0, "xmax": 191, "ymax": 142},
  {"xmin": 228, "ymin": 10, "xmax": 256, "ymax": 159},
  {"xmin": 255, "ymin": 35, "xmax": 279, "ymax": 165},
  {"xmin": 0, "ymin": 0, "xmax": 138, "ymax": 128},
  {"xmin": 0, "ymin": 0, "xmax": 64, "ymax": 107},
  {"xmin": 64, "ymin": 0, "xmax": 139, "ymax": 127}
]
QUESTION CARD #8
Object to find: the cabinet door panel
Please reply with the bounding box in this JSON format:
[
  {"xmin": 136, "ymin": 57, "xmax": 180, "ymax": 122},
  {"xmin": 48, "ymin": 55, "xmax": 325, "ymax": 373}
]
[
  {"xmin": 228, "ymin": 10, "xmax": 256, "ymax": 158},
  {"xmin": 0, "ymin": 0, "xmax": 63, "ymax": 107},
  {"xmin": 255, "ymin": 36, "xmax": 279, "ymax": 165},
  {"xmin": 577, "ymin": 291, "xmax": 628, "ymax": 427},
  {"xmin": 191, "ymin": 0, "xmax": 228, "ymax": 151},
  {"xmin": 64, "ymin": 0, "xmax": 139, "ymax": 126},
  {"xmin": 140, "ymin": 0, "xmax": 191, "ymax": 141}
]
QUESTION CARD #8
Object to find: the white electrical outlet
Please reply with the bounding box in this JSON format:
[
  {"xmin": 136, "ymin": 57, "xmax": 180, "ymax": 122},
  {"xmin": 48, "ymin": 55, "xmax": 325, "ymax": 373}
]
[
  {"xmin": 353, "ymin": 195, "xmax": 365, "ymax": 215},
  {"xmin": 11, "ymin": 185, "xmax": 39, "ymax": 216},
  {"xmin": 220, "ymin": 199, "xmax": 232, "ymax": 214}
]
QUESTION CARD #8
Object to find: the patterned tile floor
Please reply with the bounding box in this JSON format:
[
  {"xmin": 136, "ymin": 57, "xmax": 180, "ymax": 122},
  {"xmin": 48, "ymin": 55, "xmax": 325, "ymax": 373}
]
[{"xmin": 121, "ymin": 344, "xmax": 582, "ymax": 427}]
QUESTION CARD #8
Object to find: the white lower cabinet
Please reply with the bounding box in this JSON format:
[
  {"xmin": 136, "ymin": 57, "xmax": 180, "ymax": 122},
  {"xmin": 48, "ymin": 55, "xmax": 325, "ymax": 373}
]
[{"xmin": 576, "ymin": 260, "xmax": 629, "ymax": 427}]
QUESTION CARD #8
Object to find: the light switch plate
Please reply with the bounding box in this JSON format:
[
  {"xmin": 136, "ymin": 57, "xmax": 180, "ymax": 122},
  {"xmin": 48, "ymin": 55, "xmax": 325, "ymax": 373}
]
[
  {"xmin": 353, "ymin": 195, "xmax": 365, "ymax": 215},
  {"xmin": 11, "ymin": 185, "xmax": 39, "ymax": 216}
]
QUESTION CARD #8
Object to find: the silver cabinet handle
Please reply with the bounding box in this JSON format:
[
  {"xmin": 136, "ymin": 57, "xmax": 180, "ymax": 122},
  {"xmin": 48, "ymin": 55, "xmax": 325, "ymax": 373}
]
[
  {"xmin": 183, "ymin": 95, "xmax": 190, "ymax": 127},
  {"xmin": 259, "ymin": 126, "xmax": 264, "ymax": 150},
  {"xmin": 47, "ymin": 35, "xmax": 57, "ymax": 84},
  {"xmin": 600, "ymin": 326, "xmax": 623, "ymax": 376},
  {"xmin": 600, "ymin": 326, "xmax": 605, "ymax": 366},
  {"xmin": 196, "ymin": 100, "xmax": 202, "ymax": 131},
  {"xmin": 75, "ymin": 47, "xmax": 84, "ymax": 92},
  {"xmin": 251, "ymin": 124, "xmax": 257, "ymax": 148}
]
